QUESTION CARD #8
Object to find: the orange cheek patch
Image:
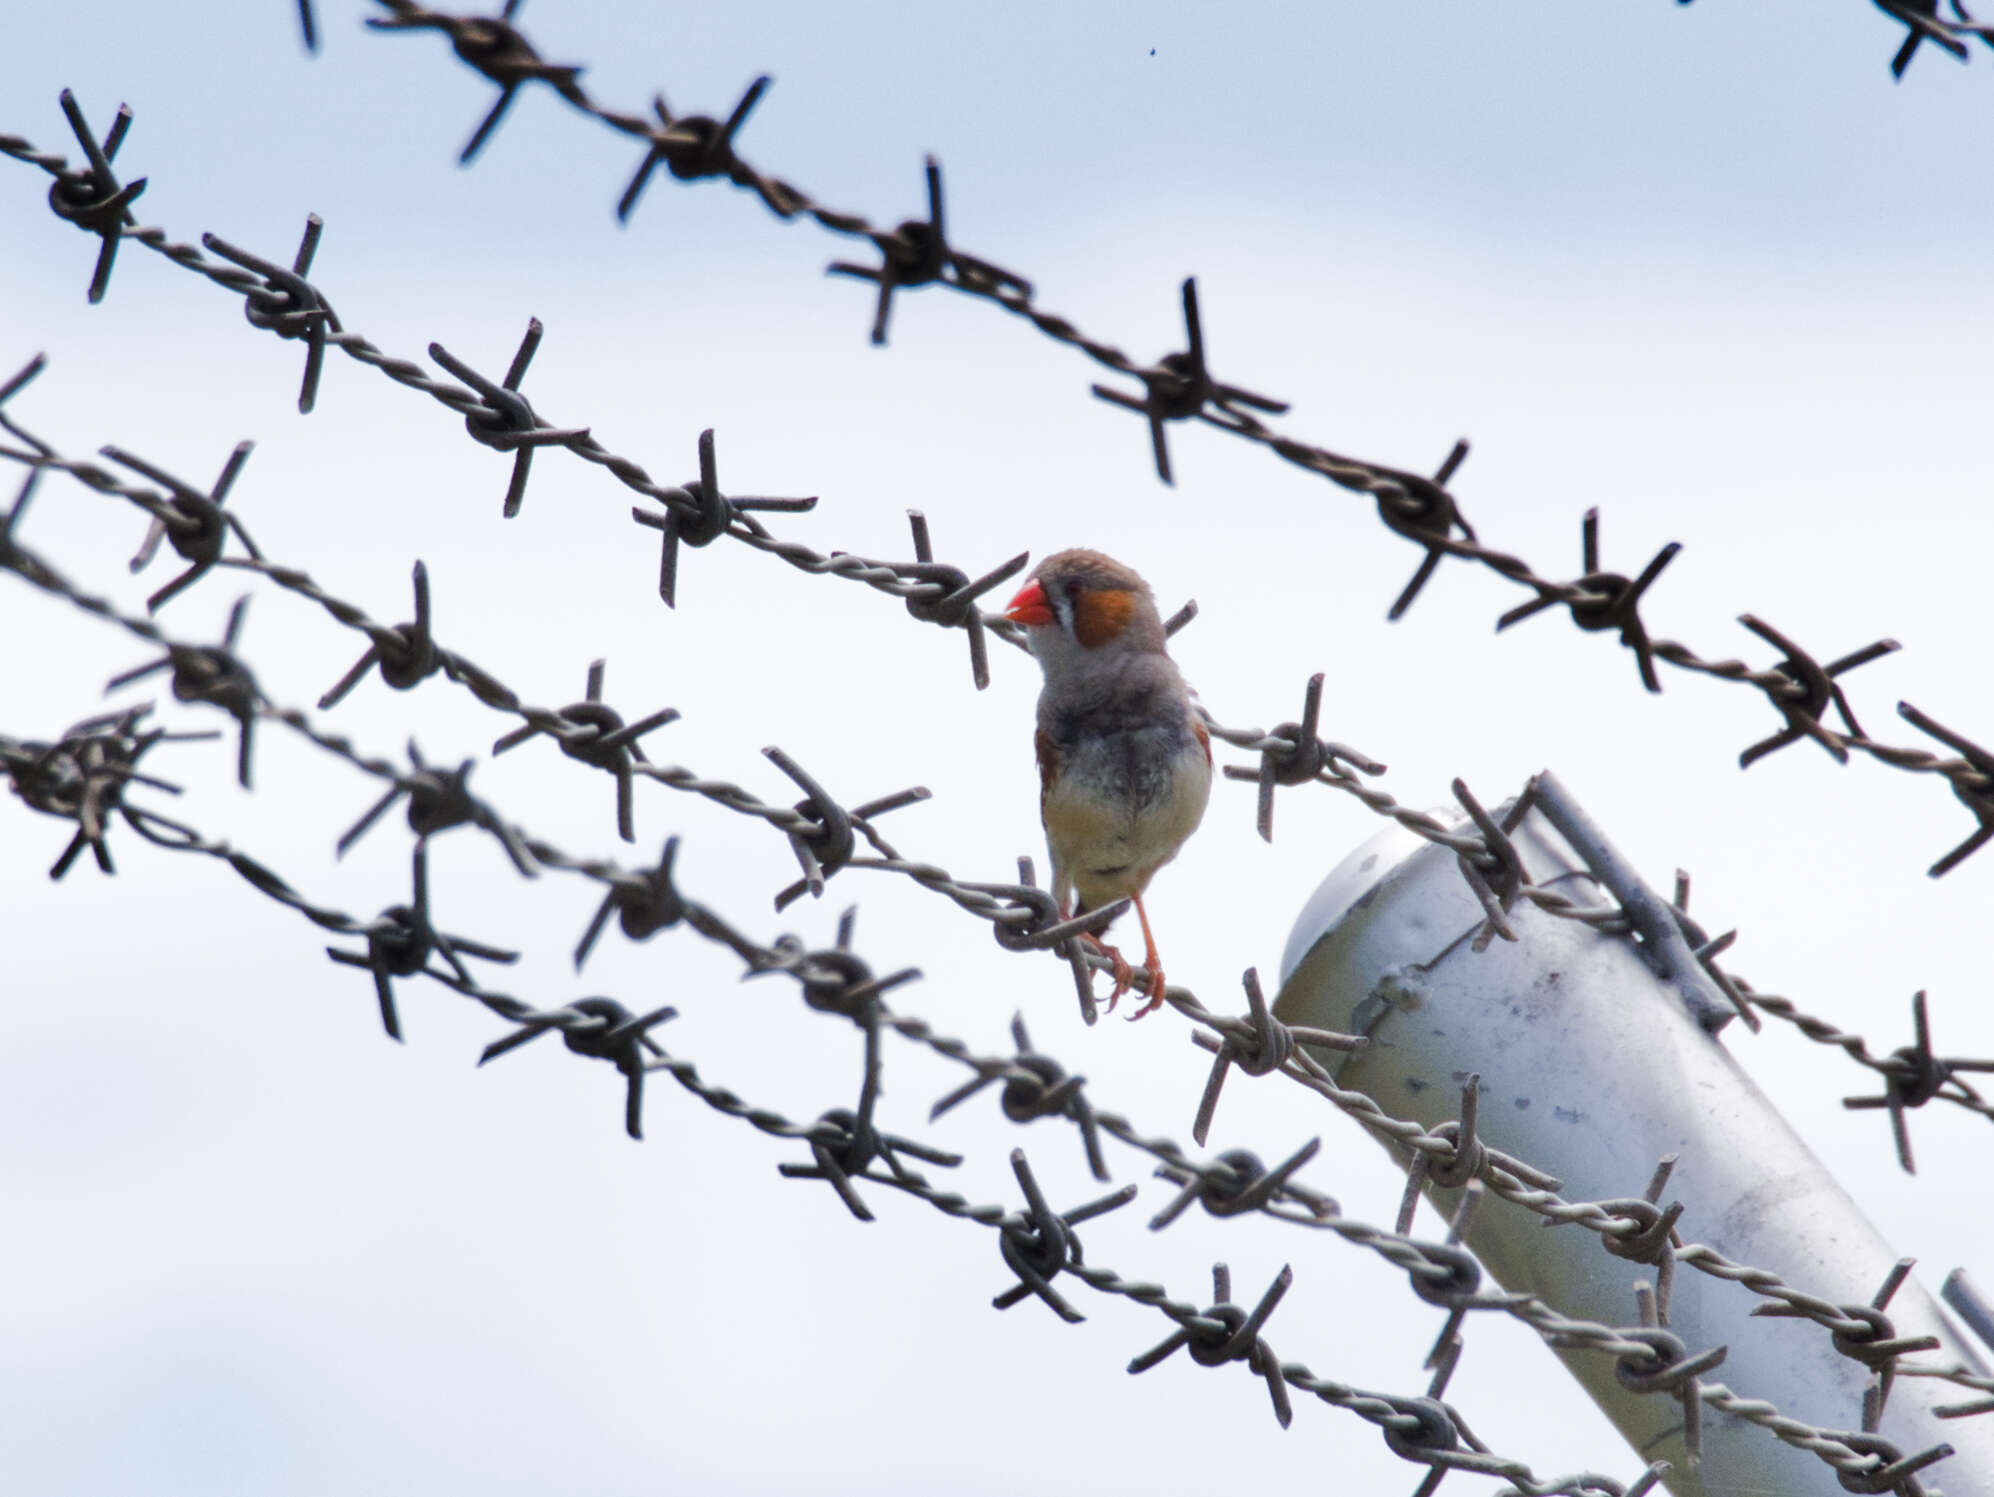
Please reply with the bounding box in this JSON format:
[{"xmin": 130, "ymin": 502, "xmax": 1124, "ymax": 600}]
[{"xmin": 1073, "ymin": 588, "xmax": 1136, "ymax": 648}]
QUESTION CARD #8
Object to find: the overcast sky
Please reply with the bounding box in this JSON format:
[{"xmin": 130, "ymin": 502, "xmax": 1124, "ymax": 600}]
[{"xmin": 5, "ymin": 3, "xmax": 1994, "ymax": 1495}]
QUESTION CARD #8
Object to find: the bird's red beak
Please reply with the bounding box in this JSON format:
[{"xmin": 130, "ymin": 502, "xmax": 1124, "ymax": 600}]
[{"xmin": 1004, "ymin": 579, "xmax": 1054, "ymax": 627}]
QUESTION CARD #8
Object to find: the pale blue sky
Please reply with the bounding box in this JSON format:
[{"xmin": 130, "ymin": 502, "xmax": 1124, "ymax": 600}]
[{"xmin": 5, "ymin": 4, "xmax": 1994, "ymax": 1495}]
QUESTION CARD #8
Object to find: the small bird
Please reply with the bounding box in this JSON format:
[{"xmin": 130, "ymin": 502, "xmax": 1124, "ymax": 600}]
[{"xmin": 1004, "ymin": 549, "xmax": 1212, "ymax": 1018}]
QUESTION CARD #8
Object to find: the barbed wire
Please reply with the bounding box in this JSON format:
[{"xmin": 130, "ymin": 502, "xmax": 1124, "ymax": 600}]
[
  {"xmin": 4, "ymin": 285, "xmax": 1989, "ymax": 1155},
  {"xmin": 0, "ymin": 670, "xmax": 1930, "ymax": 1497},
  {"xmin": 0, "ymin": 635, "xmax": 1675, "ymax": 1497},
  {"xmin": 4, "ymin": 24, "xmax": 1991, "ymax": 1489},
  {"xmin": 284, "ymin": 2, "xmax": 1994, "ymax": 79},
  {"xmin": 3, "ymin": 417, "xmax": 1985, "ymax": 1493},
  {"xmin": 263, "ymin": 0, "xmax": 1994, "ymax": 875},
  {"xmin": 10, "ymin": 28, "xmax": 1994, "ymax": 897}
]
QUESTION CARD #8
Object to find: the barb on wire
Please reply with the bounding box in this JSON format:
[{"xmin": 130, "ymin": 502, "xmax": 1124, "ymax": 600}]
[
  {"xmin": 1735, "ymin": 614, "xmax": 1898, "ymax": 769},
  {"xmin": 930, "ymin": 1013, "xmax": 1110, "ymax": 1180},
  {"xmin": 992, "ymin": 1147, "xmax": 1138, "ymax": 1323},
  {"xmin": 1150, "ymin": 1139, "xmax": 1335, "ymax": 1231},
  {"xmin": 105, "ymin": 438, "xmax": 260, "ymax": 612},
  {"xmin": 1192, "ymin": 967, "xmax": 1363, "ymax": 1146},
  {"xmin": 1842, "ymin": 992, "xmax": 1994, "ymax": 1173},
  {"xmin": 46, "ymin": 90, "xmax": 142, "ymax": 304},
  {"xmin": 1380, "ymin": 439, "xmax": 1477, "ymax": 622},
  {"xmin": 616, "ymin": 76, "xmax": 770, "ymax": 224},
  {"xmin": 1217, "ymin": 676, "xmax": 1387, "ymax": 844},
  {"xmin": 827, "ymin": 156, "xmax": 1031, "ymax": 347},
  {"xmin": 1497, "ymin": 509, "xmax": 1679, "ymax": 694},
  {"xmin": 1, "ymin": 703, "xmax": 214, "ymax": 878},
  {"xmin": 428, "ymin": 317, "xmax": 590, "ymax": 517},
  {"xmin": 480, "ymin": 995, "xmax": 676, "ymax": 1139},
  {"xmin": 1129, "ymin": 1262, "xmax": 1297, "ymax": 1428},
  {"xmin": 491, "ymin": 657, "xmax": 678, "ymax": 842},
  {"xmin": 1091, "ymin": 277, "xmax": 1288, "ymax": 486},
  {"xmin": 778, "ymin": 1005, "xmax": 965, "ymax": 1220},
  {"xmin": 202, "ymin": 216, "xmax": 340, "ymax": 413},
  {"xmin": 893, "ymin": 509, "xmax": 1028, "ymax": 691},
  {"xmin": 337, "ymin": 737, "xmax": 537, "ymax": 874},
  {"xmin": 319, "ymin": 561, "xmax": 442, "ymax": 708},
  {"xmin": 366, "ymin": 0, "xmax": 589, "ymax": 164},
  {"xmin": 1896, "ymin": 702, "xmax": 1994, "ymax": 877},
  {"xmin": 1875, "ymin": 1, "xmax": 1994, "ymax": 77},
  {"xmin": 762, "ymin": 744, "xmax": 929, "ymax": 911},
  {"xmin": 629, "ymin": 427, "xmax": 817, "ymax": 608},
  {"xmin": 104, "ymin": 594, "xmax": 260, "ymax": 786},
  {"xmin": 326, "ymin": 842, "xmax": 518, "ymax": 1041}
]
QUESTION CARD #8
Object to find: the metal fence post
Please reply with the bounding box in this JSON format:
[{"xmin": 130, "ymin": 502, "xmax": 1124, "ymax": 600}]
[{"xmin": 1274, "ymin": 771, "xmax": 1993, "ymax": 1496}]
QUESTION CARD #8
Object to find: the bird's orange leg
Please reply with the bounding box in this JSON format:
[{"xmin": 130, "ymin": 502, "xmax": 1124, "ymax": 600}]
[{"xmin": 1126, "ymin": 895, "xmax": 1169, "ymax": 1020}]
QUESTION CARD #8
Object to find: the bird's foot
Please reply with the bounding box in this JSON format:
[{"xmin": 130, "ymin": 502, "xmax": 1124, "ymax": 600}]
[
  {"xmin": 1125, "ymin": 964, "xmax": 1168, "ymax": 1021},
  {"xmin": 1083, "ymin": 931, "xmax": 1135, "ymax": 1012}
]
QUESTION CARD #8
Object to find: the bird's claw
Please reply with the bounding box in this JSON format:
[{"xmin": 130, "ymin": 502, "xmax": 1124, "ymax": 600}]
[
  {"xmin": 1084, "ymin": 931, "xmax": 1135, "ymax": 1013},
  {"xmin": 1125, "ymin": 966, "xmax": 1168, "ymax": 1021}
]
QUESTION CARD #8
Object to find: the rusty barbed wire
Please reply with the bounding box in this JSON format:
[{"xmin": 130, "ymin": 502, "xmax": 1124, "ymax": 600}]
[{"xmin": 4, "ymin": 421, "xmax": 1987, "ymax": 1495}]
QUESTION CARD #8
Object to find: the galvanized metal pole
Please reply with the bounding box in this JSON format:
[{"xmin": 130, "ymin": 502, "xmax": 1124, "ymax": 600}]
[{"xmin": 1273, "ymin": 771, "xmax": 1993, "ymax": 1497}]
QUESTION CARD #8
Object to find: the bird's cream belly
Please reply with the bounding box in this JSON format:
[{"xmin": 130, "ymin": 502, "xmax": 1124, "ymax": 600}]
[{"xmin": 1044, "ymin": 745, "xmax": 1211, "ymax": 909}]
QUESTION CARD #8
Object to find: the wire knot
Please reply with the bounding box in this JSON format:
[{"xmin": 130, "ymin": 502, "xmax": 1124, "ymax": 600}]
[
  {"xmin": 926, "ymin": 1016, "xmax": 1107, "ymax": 1179},
  {"xmin": 991, "ymin": 1150, "xmax": 1134, "ymax": 1323},
  {"xmin": 478, "ymin": 995, "xmax": 675, "ymax": 1140},
  {"xmin": 1424, "ymin": 1119, "xmax": 1487, "ymax": 1192},
  {"xmin": 1220, "ymin": 677, "xmax": 1385, "ymax": 843},
  {"xmin": 629, "ymin": 428, "xmax": 815, "ymax": 607},
  {"xmin": 45, "ymin": 91, "xmax": 144, "ymax": 303},
  {"xmin": 1, "ymin": 706, "xmax": 198, "ymax": 878},
  {"xmin": 429, "ymin": 320, "xmax": 588, "ymax": 517},
  {"xmin": 105, "ymin": 442, "xmax": 260, "ymax": 613},
  {"xmin": 1613, "ymin": 1327, "xmax": 1725, "ymax": 1396},
  {"xmin": 1838, "ymin": 993, "xmax": 1994, "ymax": 1173},
  {"xmin": 1376, "ymin": 441, "xmax": 1477, "ymax": 620},
  {"xmin": 492, "ymin": 660, "xmax": 677, "ymax": 842},
  {"xmin": 1378, "ymin": 1395, "xmax": 1460, "ymax": 1463},
  {"xmin": 327, "ymin": 845, "xmax": 517, "ymax": 1041},
  {"xmin": 797, "ymin": 948, "xmax": 880, "ymax": 1019},
  {"xmin": 989, "ymin": 880, "xmax": 1063, "ymax": 952},
  {"xmin": 1827, "ymin": 1431, "xmax": 1954, "ymax": 1497},
  {"xmin": 1497, "ymin": 508, "xmax": 1679, "ymax": 694},
  {"xmin": 106, "ymin": 598, "xmax": 261, "ymax": 786},
  {"xmin": 1898, "ymin": 703, "xmax": 1994, "ymax": 877},
  {"xmin": 1736, "ymin": 614, "xmax": 1896, "ymax": 769},
  {"xmin": 1405, "ymin": 1240, "xmax": 1483, "ymax": 1309},
  {"xmin": 1597, "ymin": 1196, "xmax": 1685, "ymax": 1265},
  {"xmin": 1089, "ymin": 277, "xmax": 1287, "ymax": 485},
  {"xmin": 367, "ymin": 2, "xmax": 587, "ymax": 164},
  {"xmin": 1129, "ymin": 1263, "xmax": 1294, "ymax": 1426},
  {"xmin": 1826, "ymin": 1303, "xmax": 1941, "ymax": 1371},
  {"xmin": 826, "ymin": 158, "xmax": 1029, "ymax": 345},
  {"xmin": 201, "ymin": 217, "xmax": 341, "ymax": 412}
]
